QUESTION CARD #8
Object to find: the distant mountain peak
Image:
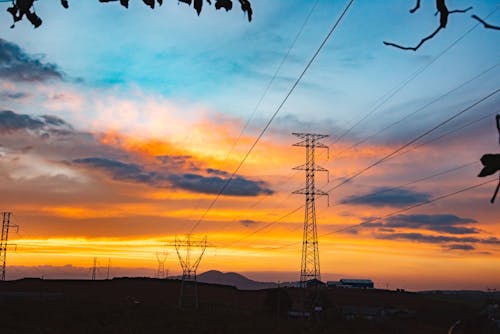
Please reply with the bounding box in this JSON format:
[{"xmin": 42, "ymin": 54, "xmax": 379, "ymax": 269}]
[{"xmin": 197, "ymin": 270, "xmax": 276, "ymax": 290}]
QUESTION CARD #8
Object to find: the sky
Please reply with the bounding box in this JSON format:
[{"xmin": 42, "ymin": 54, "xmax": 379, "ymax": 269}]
[{"xmin": 0, "ymin": 0, "xmax": 499, "ymax": 291}]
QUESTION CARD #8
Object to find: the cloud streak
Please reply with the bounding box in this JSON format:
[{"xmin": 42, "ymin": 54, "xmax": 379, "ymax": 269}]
[
  {"xmin": 73, "ymin": 156, "xmax": 273, "ymax": 196},
  {"xmin": 374, "ymin": 232, "xmax": 500, "ymax": 246},
  {"xmin": 383, "ymin": 214, "xmax": 479, "ymax": 235},
  {"xmin": 0, "ymin": 110, "xmax": 73, "ymax": 135},
  {"xmin": 0, "ymin": 38, "xmax": 63, "ymax": 82},
  {"xmin": 343, "ymin": 188, "xmax": 431, "ymax": 207}
]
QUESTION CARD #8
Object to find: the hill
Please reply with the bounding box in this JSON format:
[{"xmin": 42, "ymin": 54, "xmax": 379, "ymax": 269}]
[
  {"xmin": 197, "ymin": 270, "xmax": 277, "ymax": 290},
  {"xmin": 0, "ymin": 278, "xmax": 498, "ymax": 333}
]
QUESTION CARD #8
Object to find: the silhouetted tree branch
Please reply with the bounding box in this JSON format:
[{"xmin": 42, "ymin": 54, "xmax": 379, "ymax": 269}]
[
  {"xmin": 409, "ymin": 0, "xmax": 421, "ymax": 14},
  {"xmin": 384, "ymin": 0, "xmax": 472, "ymax": 51},
  {"xmin": 478, "ymin": 115, "xmax": 500, "ymax": 203},
  {"xmin": 471, "ymin": 14, "xmax": 500, "ymax": 30},
  {"xmin": 5, "ymin": 0, "xmax": 252, "ymax": 29}
]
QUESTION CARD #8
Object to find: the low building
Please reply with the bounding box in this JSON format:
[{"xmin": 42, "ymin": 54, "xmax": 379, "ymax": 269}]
[
  {"xmin": 340, "ymin": 279, "xmax": 374, "ymax": 288},
  {"xmin": 327, "ymin": 278, "xmax": 374, "ymax": 289}
]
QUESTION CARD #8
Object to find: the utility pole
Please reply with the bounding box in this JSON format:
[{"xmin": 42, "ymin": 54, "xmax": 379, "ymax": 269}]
[
  {"xmin": 174, "ymin": 234, "xmax": 208, "ymax": 310},
  {"xmin": 91, "ymin": 257, "xmax": 97, "ymax": 280},
  {"xmin": 292, "ymin": 133, "xmax": 329, "ymax": 287},
  {"xmin": 1, "ymin": 212, "xmax": 18, "ymax": 281},
  {"xmin": 106, "ymin": 258, "xmax": 111, "ymax": 280},
  {"xmin": 156, "ymin": 250, "xmax": 168, "ymax": 279}
]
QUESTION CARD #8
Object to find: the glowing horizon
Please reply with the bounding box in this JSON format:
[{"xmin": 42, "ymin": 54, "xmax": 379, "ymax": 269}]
[{"xmin": 1, "ymin": 0, "xmax": 499, "ymax": 290}]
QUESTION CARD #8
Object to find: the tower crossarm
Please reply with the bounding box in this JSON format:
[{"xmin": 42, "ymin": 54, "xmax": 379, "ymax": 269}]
[
  {"xmin": 293, "ymin": 164, "xmax": 328, "ymax": 172},
  {"xmin": 292, "ymin": 188, "xmax": 328, "ymax": 196},
  {"xmin": 292, "ymin": 132, "xmax": 328, "ymax": 140}
]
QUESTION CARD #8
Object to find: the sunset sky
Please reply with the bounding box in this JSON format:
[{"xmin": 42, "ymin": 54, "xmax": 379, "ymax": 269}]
[{"xmin": 1, "ymin": 0, "xmax": 499, "ymax": 290}]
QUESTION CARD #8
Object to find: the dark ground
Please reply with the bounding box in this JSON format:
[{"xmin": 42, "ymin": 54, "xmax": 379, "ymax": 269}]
[{"xmin": 0, "ymin": 278, "xmax": 498, "ymax": 334}]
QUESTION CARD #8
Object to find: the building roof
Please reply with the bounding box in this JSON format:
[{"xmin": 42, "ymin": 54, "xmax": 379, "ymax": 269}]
[{"xmin": 340, "ymin": 279, "xmax": 373, "ymax": 284}]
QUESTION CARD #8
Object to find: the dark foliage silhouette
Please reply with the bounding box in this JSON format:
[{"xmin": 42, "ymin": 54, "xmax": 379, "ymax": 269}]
[
  {"xmin": 5, "ymin": 0, "xmax": 252, "ymax": 29},
  {"xmin": 384, "ymin": 1, "xmax": 498, "ymax": 51},
  {"xmin": 384, "ymin": 0, "xmax": 472, "ymax": 51},
  {"xmin": 478, "ymin": 115, "xmax": 500, "ymax": 203},
  {"xmin": 471, "ymin": 14, "xmax": 500, "ymax": 30}
]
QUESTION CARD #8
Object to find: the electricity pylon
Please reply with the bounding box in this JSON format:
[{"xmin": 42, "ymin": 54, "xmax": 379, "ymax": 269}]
[
  {"xmin": 91, "ymin": 257, "xmax": 97, "ymax": 280},
  {"xmin": 292, "ymin": 133, "xmax": 329, "ymax": 287},
  {"xmin": 174, "ymin": 234, "xmax": 208, "ymax": 310},
  {"xmin": 106, "ymin": 258, "xmax": 111, "ymax": 280},
  {"xmin": 156, "ymin": 249, "xmax": 168, "ymax": 279},
  {"xmin": 1, "ymin": 212, "xmax": 18, "ymax": 281}
]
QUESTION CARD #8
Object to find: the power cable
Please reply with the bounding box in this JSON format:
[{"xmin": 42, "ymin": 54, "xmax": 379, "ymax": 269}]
[
  {"xmin": 228, "ymin": 159, "xmax": 479, "ymax": 246},
  {"xmin": 331, "ymin": 5, "xmax": 499, "ymax": 145},
  {"xmin": 273, "ymin": 178, "xmax": 498, "ymax": 250},
  {"xmin": 327, "ymin": 89, "xmax": 499, "ymax": 193},
  {"xmin": 188, "ymin": 0, "xmax": 356, "ymax": 234},
  {"xmin": 336, "ymin": 62, "xmax": 500, "ymax": 156}
]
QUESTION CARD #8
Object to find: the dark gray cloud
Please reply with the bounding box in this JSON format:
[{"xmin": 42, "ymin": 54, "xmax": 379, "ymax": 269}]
[
  {"xmin": 168, "ymin": 173, "xmax": 273, "ymax": 196},
  {"xmin": 156, "ymin": 155, "xmax": 199, "ymax": 172},
  {"xmin": 73, "ymin": 157, "xmax": 167, "ymax": 185},
  {"xmin": 73, "ymin": 157, "xmax": 273, "ymax": 196},
  {"xmin": 0, "ymin": 38, "xmax": 63, "ymax": 82},
  {"xmin": 374, "ymin": 232, "xmax": 500, "ymax": 245},
  {"xmin": 0, "ymin": 91, "xmax": 29, "ymax": 100},
  {"xmin": 343, "ymin": 187, "xmax": 431, "ymax": 207},
  {"xmin": 351, "ymin": 213, "xmax": 498, "ymax": 251},
  {"xmin": 1, "ymin": 110, "xmax": 273, "ymax": 197},
  {"xmin": 0, "ymin": 110, "xmax": 73, "ymax": 135},
  {"xmin": 384, "ymin": 214, "xmax": 479, "ymax": 235},
  {"xmin": 206, "ymin": 168, "xmax": 229, "ymax": 177},
  {"xmin": 156, "ymin": 155, "xmax": 191, "ymax": 165},
  {"xmin": 444, "ymin": 244, "xmax": 475, "ymax": 251},
  {"xmin": 239, "ymin": 219, "xmax": 257, "ymax": 227}
]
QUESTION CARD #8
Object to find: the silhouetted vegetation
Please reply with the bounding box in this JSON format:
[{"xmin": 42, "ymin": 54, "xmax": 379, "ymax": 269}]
[
  {"xmin": 478, "ymin": 115, "xmax": 500, "ymax": 203},
  {"xmin": 5, "ymin": 0, "xmax": 252, "ymax": 29},
  {"xmin": 384, "ymin": 0, "xmax": 499, "ymax": 51}
]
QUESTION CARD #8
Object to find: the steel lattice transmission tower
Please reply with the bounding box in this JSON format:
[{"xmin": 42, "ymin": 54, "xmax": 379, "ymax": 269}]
[
  {"xmin": 174, "ymin": 234, "xmax": 207, "ymax": 310},
  {"xmin": 292, "ymin": 133, "xmax": 329, "ymax": 287},
  {"xmin": 91, "ymin": 257, "xmax": 97, "ymax": 280},
  {"xmin": 156, "ymin": 249, "xmax": 168, "ymax": 279},
  {"xmin": 1, "ymin": 212, "xmax": 18, "ymax": 281}
]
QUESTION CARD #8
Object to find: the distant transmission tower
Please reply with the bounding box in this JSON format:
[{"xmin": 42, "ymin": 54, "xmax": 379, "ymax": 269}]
[
  {"xmin": 156, "ymin": 249, "xmax": 168, "ymax": 279},
  {"xmin": 91, "ymin": 257, "xmax": 97, "ymax": 280},
  {"xmin": 174, "ymin": 235, "xmax": 208, "ymax": 310},
  {"xmin": 1, "ymin": 212, "xmax": 18, "ymax": 281},
  {"xmin": 292, "ymin": 133, "xmax": 329, "ymax": 287},
  {"xmin": 106, "ymin": 258, "xmax": 111, "ymax": 280}
]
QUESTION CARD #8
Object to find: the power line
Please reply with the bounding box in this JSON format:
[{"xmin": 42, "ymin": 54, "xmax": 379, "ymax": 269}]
[
  {"xmin": 219, "ymin": 41, "xmax": 500, "ymax": 235},
  {"xmin": 187, "ymin": 0, "xmax": 321, "ymax": 216},
  {"xmin": 331, "ymin": 5, "xmax": 500, "ymax": 145},
  {"xmin": 395, "ymin": 110, "xmax": 499, "ymax": 160},
  {"xmin": 228, "ymin": 159, "xmax": 478, "ymax": 247},
  {"xmin": 336, "ymin": 62, "xmax": 500, "ymax": 156},
  {"xmin": 275, "ymin": 178, "xmax": 498, "ymax": 250},
  {"xmin": 230, "ymin": 17, "xmax": 500, "ymax": 229},
  {"xmin": 236, "ymin": 90, "xmax": 499, "ymax": 243},
  {"xmin": 188, "ymin": 0, "xmax": 355, "ymax": 234},
  {"xmin": 325, "ymin": 178, "xmax": 497, "ymax": 236},
  {"xmin": 231, "ymin": 92, "xmax": 494, "ymax": 242},
  {"xmin": 226, "ymin": 91, "xmax": 497, "ymax": 247},
  {"xmin": 327, "ymin": 88, "xmax": 499, "ymax": 193},
  {"xmin": 220, "ymin": 0, "xmax": 321, "ymax": 163}
]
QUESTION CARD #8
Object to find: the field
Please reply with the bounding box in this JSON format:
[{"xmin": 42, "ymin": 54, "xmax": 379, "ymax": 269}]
[{"xmin": 1, "ymin": 278, "xmax": 499, "ymax": 333}]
